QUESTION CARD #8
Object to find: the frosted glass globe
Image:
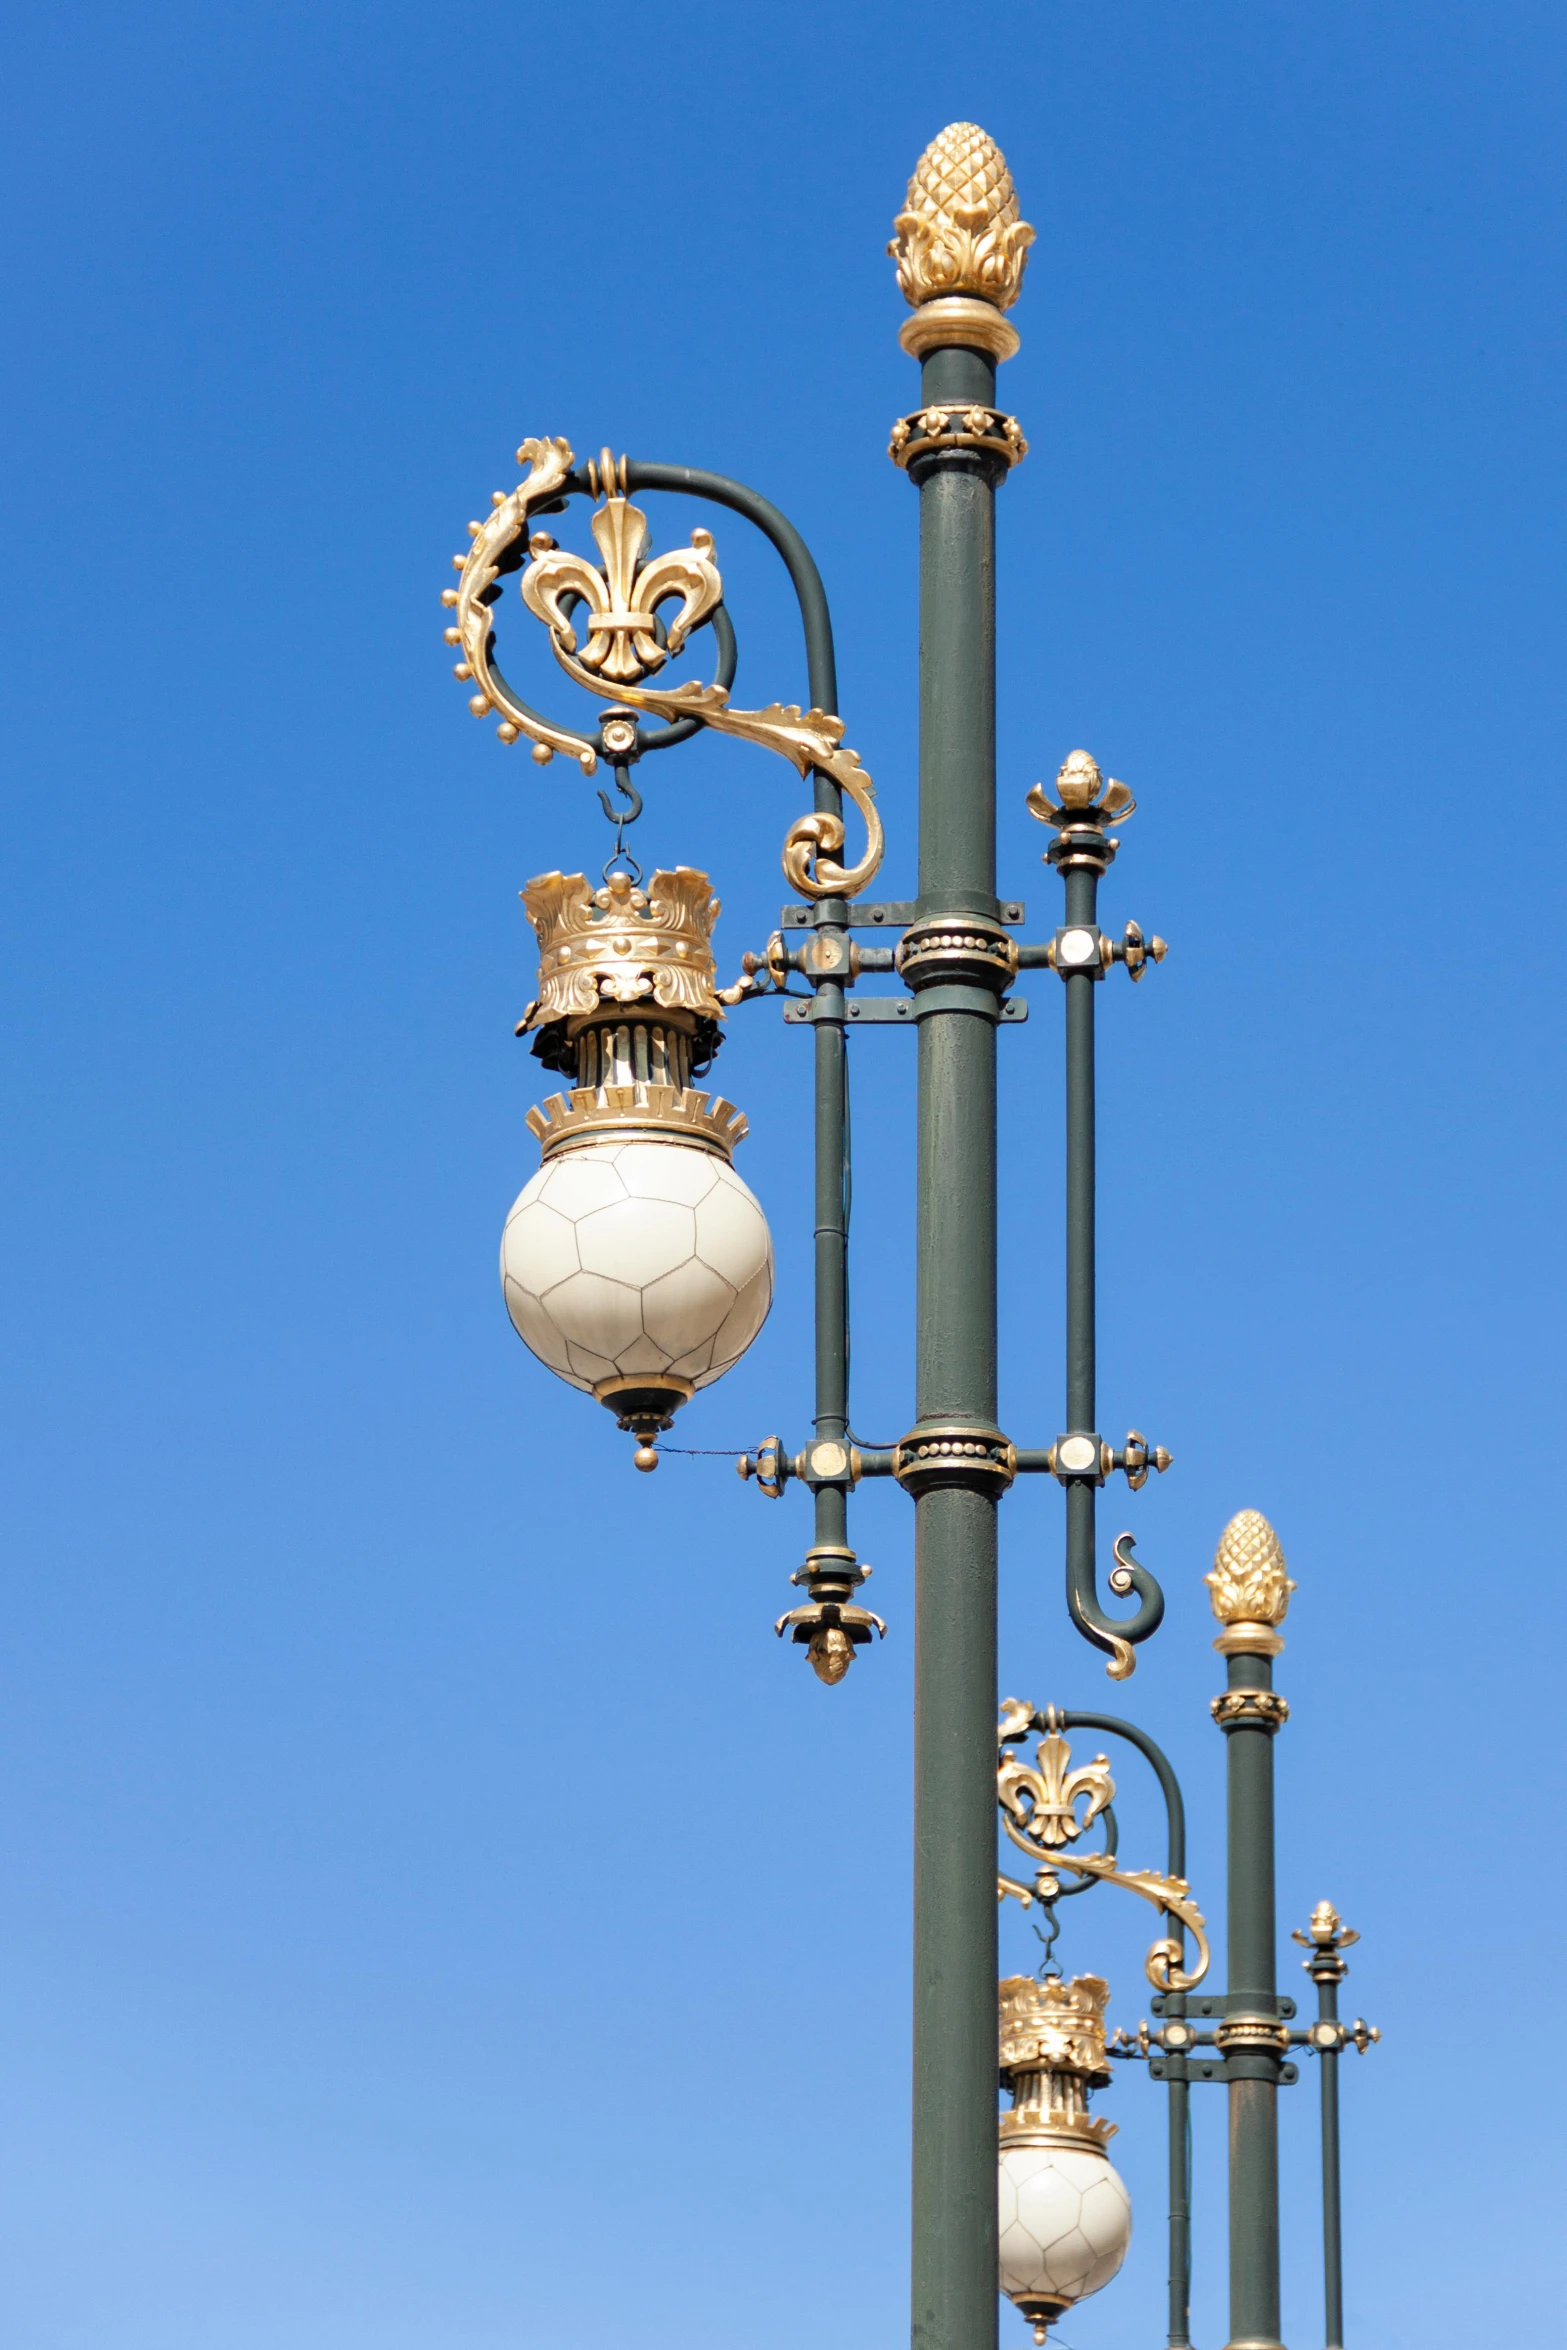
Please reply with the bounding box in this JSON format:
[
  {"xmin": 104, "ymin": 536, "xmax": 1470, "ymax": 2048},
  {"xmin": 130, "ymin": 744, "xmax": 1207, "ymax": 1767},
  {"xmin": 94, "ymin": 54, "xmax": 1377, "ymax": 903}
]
[
  {"xmin": 500, "ymin": 1139, "xmax": 773, "ymax": 1395},
  {"xmin": 998, "ymin": 2142, "xmax": 1131, "ymax": 2314}
]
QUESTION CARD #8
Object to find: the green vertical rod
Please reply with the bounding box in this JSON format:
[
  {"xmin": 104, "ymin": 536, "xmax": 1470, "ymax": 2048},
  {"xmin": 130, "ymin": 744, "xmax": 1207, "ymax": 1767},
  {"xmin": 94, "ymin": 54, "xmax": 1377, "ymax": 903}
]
[
  {"xmin": 813, "ymin": 888, "xmax": 849, "ymax": 1559},
  {"xmin": 1063, "ymin": 864, "xmax": 1097, "ymax": 1431},
  {"xmin": 1061, "ymin": 1707, "xmax": 1192, "ymax": 2346},
  {"xmin": 806, "ymin": 536, "xmax": 848, "ymax": 1560},
  {"xmin": 1062, "ymin": 862, "xmax": 1099, "ymax": 1662},
  {"xmin": 908, "ymin": 334, "xmax": 1003, "ymax": 2350},
  {"xmin": 1219, "ymin": 1651, "xmax": 1285, "ymax": 2350},
  {"xmin": 1168, "ymin": 2058, "xmax": 1192, "ymax": 2347},
  {"xmin": 1318, "ymin": 1970, "xmax": 1344, "ymax": 2349},
  {"xmin": 1308, "ymin": 1950, "xmax": 1346, "ymax": 2348}
]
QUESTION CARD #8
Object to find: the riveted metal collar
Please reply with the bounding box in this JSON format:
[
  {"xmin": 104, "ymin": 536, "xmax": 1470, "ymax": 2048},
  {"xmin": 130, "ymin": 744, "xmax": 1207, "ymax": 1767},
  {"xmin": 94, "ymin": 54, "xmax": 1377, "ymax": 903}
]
[
  {"xmin": 895, "ymin": 912, "xmax": 1019, "ymax": 993},
  {"xmin": 893, "ymin": 1422, "xmax": 1016, "ymax": 1497}
]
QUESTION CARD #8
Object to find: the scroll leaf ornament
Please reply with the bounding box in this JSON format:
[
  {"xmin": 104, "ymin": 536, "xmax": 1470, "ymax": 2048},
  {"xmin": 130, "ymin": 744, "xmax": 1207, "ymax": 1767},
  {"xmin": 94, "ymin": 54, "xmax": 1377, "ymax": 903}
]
[
  {"xmin": 449, "ymin": 437, "xmax": 600, "ymax": 768},
  {"xmin": 545, "ymin": 649, "xmax": 885, "ymax": 903},
  {"xmin": 999, "ymin": 1857, "xmax": 1211, "ymax": 1996}
]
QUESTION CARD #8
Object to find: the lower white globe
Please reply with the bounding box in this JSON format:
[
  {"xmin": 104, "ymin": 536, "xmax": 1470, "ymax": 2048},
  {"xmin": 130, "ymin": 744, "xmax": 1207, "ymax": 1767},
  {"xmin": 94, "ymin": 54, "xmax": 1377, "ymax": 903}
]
[
  {"xmin": 998, "ymin": 2142, "xmax": 1131, "ymax": 2313},
  {"xmin": 500, "ymin": 1138, "xmax": 773, "ymax": 1395}
]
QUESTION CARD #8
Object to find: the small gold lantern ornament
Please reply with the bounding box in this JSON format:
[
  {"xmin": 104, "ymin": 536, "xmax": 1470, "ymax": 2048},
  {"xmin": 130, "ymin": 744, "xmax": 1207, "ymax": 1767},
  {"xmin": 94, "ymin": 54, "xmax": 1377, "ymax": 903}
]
[
  {"xmin": 997, "ymin": 1974, "xmax": 1132, "ymax": 2344},
  {"xmin": 498, "ymin": 867, "xmax": 773, "ymax": 1465}
]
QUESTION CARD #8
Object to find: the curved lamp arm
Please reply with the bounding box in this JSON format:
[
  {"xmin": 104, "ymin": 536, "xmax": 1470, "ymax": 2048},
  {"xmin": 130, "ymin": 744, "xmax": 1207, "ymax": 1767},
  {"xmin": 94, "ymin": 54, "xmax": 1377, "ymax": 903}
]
[{"xmin": 1068, "ymin": 1529, "xmax": 1167, "ymax": 1679}]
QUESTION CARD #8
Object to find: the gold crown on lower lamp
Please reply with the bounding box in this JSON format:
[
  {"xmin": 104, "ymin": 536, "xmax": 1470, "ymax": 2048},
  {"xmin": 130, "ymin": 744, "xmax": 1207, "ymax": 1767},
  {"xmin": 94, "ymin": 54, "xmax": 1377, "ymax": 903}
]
[{"xmin": 520, "ymin": 867, "xmax": 726, "ymax": 1030}]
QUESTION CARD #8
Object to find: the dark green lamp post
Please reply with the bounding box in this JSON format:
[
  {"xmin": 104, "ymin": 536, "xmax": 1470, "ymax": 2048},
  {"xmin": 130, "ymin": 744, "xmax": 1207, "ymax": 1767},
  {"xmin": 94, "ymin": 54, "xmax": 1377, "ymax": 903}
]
[{"xmin": 438, "ymin": 119, "xmax": 1378, "ymax": 2350}]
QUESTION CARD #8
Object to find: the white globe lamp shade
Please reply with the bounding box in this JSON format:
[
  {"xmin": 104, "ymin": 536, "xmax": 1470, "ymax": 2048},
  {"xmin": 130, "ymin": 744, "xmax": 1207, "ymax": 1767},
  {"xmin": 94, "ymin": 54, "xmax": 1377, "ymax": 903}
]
[
  {"xmin": 500, "ymin": 1137, "xmax": 773, "ymax": 1442},
  {"xmin": 998, "ymin": 2140, "xmax": 1131, "ymax": 2339}
]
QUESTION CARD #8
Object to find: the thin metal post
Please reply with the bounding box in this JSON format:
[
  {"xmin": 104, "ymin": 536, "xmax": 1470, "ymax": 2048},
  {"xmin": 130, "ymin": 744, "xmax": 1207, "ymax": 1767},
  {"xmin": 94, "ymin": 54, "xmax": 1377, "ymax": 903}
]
[
  {"xmin": 1293, "ymin": 1902, "xmax": 1362, "ymax": 2350},
  {"xmin": 1061, "ymin": 861, "xmax": 1103, "ymax": 1685},
  {"xmin": 1315, "ymin": 1961, "xmax": 1344, "ymax": 2350}
]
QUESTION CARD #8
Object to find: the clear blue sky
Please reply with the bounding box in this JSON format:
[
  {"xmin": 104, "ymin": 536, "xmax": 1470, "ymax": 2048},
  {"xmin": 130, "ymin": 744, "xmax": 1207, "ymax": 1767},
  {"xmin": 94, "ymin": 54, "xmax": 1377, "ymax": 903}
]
[{"xmin": 3, "ymin": 6, "xmax": 1563, "ymax": 2346}]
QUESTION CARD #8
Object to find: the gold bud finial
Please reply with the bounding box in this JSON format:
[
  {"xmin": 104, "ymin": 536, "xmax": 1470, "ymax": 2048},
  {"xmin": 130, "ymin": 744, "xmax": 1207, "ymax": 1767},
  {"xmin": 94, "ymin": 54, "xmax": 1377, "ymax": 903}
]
[
  {"xmin": 890, "ymin": 124, "xmax": 1035, "ymax": 363},
  {"xmin": 1205, "ymin": 1509, "xmax": 1296, "ymax": 1657},
  {"xmin": 890, "ymin": 123, "xmax": 1035, "ymax": 310},
  {"xmin": 808, "ymin": 1624, "xmax": 855, "ymax": 1685}
]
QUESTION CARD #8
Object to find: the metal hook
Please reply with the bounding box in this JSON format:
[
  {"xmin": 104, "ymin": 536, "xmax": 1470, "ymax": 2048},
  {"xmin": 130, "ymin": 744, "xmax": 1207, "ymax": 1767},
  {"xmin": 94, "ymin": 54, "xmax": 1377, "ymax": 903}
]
[
  {"xmin": 596, "ymin": 762, "xmax": 645, "ymax": 881},
  {"xmin": 1030, "ymin": 1898, "xmax": 1063, "ymax": 1979},
  {"xmin": 594, "ymin": 768, "xmax": 644, "ymax": 829}
]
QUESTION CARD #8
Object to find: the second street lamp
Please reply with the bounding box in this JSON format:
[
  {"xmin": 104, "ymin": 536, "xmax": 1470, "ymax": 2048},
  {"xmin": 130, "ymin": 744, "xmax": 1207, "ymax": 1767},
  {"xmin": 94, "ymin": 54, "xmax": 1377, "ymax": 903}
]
[{"xmin": 440, "ymin": 120, "xmax": 1379, "ymax": 2350}]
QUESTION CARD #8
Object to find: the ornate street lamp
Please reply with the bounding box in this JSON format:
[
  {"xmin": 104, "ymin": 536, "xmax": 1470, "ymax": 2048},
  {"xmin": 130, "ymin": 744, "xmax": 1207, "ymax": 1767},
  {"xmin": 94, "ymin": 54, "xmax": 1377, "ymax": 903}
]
[{"xmin": 439, "ymin": 121, "xmax": 1378, "ymax": 2350}]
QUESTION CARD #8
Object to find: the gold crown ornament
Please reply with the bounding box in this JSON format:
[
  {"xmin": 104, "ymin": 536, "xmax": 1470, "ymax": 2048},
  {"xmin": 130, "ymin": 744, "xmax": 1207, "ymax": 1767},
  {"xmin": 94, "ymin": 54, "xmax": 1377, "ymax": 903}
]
[
  {"xmin": 516, "ymin": 866, "xmax": 747, "ymax": 1160},
  {"xmin": 997, "ymin": 1972, "xmax": 1132, "ymax": 2343},
  {"xmin": 500, "ymin": 859, "xmax": 773, "ymax": 1465},
  {"xmin": 998, "ymin": 1972, "xmax": 1116, "ymax": 2146}
]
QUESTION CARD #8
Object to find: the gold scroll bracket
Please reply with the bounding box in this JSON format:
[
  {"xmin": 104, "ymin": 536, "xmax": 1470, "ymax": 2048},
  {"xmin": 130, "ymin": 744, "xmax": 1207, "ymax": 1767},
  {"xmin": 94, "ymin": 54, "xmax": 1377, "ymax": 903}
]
[
  {"xmin": 443, "ymin": 437, "xmax": 884, "ymax": 903},
  {"xmin": 996, "ymin": 1699, "xmax": 1211, "ymax": 1993}
]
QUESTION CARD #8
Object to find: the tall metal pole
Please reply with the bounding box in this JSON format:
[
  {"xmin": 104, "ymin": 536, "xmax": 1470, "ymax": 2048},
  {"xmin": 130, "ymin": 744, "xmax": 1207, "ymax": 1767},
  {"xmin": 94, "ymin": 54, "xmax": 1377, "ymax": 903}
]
[
  {"xmin": 889, "ymin": 128, "xmax": 1034, "ymax": 2350},
  {"xmin": 1206, "ymin": 1513, "xmax": 1295, "ymax": 2350}
]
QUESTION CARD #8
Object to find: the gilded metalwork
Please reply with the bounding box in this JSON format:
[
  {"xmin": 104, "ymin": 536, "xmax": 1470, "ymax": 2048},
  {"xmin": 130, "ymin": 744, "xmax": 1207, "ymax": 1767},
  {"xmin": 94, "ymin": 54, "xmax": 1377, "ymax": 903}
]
[
  {"xmin": 894, "ymin": 914, "xmax": 1019, "ymax": 990},
  {"xmin": 1209, "ymin": 1687, "xmax": 1290, "ymax": 1730},
  {"xmin": 520, "ymin": 495, "xmax": 721, "ymax": 687},
  {"xmin": 445, "ymin": 436, "xmax": 884, "ymax": 902},
  {"xmin": 1206, "ymin": 1509, "xmax": 1296, "ymax": 1656},
  {"xmin": 1294, "ymin": 1899, "xmax": 1358, "ymax": 1954},
  {"xmin": 737, "ymin": 1433, "xmax": 788, "ymax": 1498},
  {"xmin": 999, "ymin": 1856, "xmax": 1210, "ymax": 1994},
  {"xmin": 889, "ymin": 122, "xmax": 1035, "ymax": 314},
  {"xmin": 445, "ymin": 435, "xmax": 600, "ymax": 767},
  {"xmin": 545, "ymin": 655, "xmax": 885, "ymax": 903},
  {"xmin": 998, "ymin": 1973, "xmax": 1118, "ymax": 2157},
  {"xmin": 888, "ymin": 403, "xmax": 1028, "ymax": 471},
  {"xmin": 520, "ymin": 869, "xmax": 725, "ymax": 1028},
  {"xmin": 775, "ymin": 1545, "xmax": 884, "ymax": 1685},
  {"xmin": 893, "ymin": 1422, "xmax": 1017, "ymax": 1496},
  {"xmin": 898, "ymin": 297, "xmax": 1020, "ymax": 363},
  {"xmin": 1119, "ymin": 920, "xmax": 1168, "ymax": 982},
  {"xmin": 999, "ymin": 1972, "xmax": 1113, "ymax": 2085},
  {"xmin": 1214, "ymin": 2014, "xmax": 1293, "ymax": 2055},
  {"xmin": 1027, "ymin": 749, "xmax": 1137, "ymax": 830},
  {"xmin": 997, "ymin": 1706, "xmax": 1211, "ymax": 1988},
  {"xmin": 997, "ymin": 1724, "xmax": 1114, "ymax": 1854},
  {"xmin": 525, "ymin": 1082, "xmax": 748, "ymax": 1162}
]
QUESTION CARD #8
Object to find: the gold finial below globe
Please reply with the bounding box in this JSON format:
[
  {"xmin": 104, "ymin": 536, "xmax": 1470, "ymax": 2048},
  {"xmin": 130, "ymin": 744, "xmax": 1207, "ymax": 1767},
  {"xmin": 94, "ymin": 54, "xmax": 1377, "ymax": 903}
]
[
  {"xmin": 890, "ymin": 122, "xmax": 1035, "ymax": 314},
  {"xmin": 1206, "ymin": 1509, "xmax": 1296, "ymax": 1656}
]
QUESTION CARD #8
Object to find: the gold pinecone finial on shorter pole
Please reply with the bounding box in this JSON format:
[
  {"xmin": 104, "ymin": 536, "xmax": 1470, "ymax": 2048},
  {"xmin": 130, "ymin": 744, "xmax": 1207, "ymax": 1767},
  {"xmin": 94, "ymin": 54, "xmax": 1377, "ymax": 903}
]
[
  {"xmin": 1205, "ymin": 1509, "xmax": 1296, "ymax": 1657},
  {"xmin": 890, "ymin": 122, "xmax": 1035, "ymax": 363}
]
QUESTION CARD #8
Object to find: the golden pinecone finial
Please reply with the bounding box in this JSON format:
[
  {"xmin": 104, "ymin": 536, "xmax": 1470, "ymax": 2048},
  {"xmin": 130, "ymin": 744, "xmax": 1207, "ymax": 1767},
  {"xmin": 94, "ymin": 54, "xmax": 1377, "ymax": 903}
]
[
  {"xmin": 889, "ymin": 122, "xmax": 1035, "ymax": 313},
  {"xmin": 1205, "ymin": 1509, "xmax": 1296, "ymax": 1656}
]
